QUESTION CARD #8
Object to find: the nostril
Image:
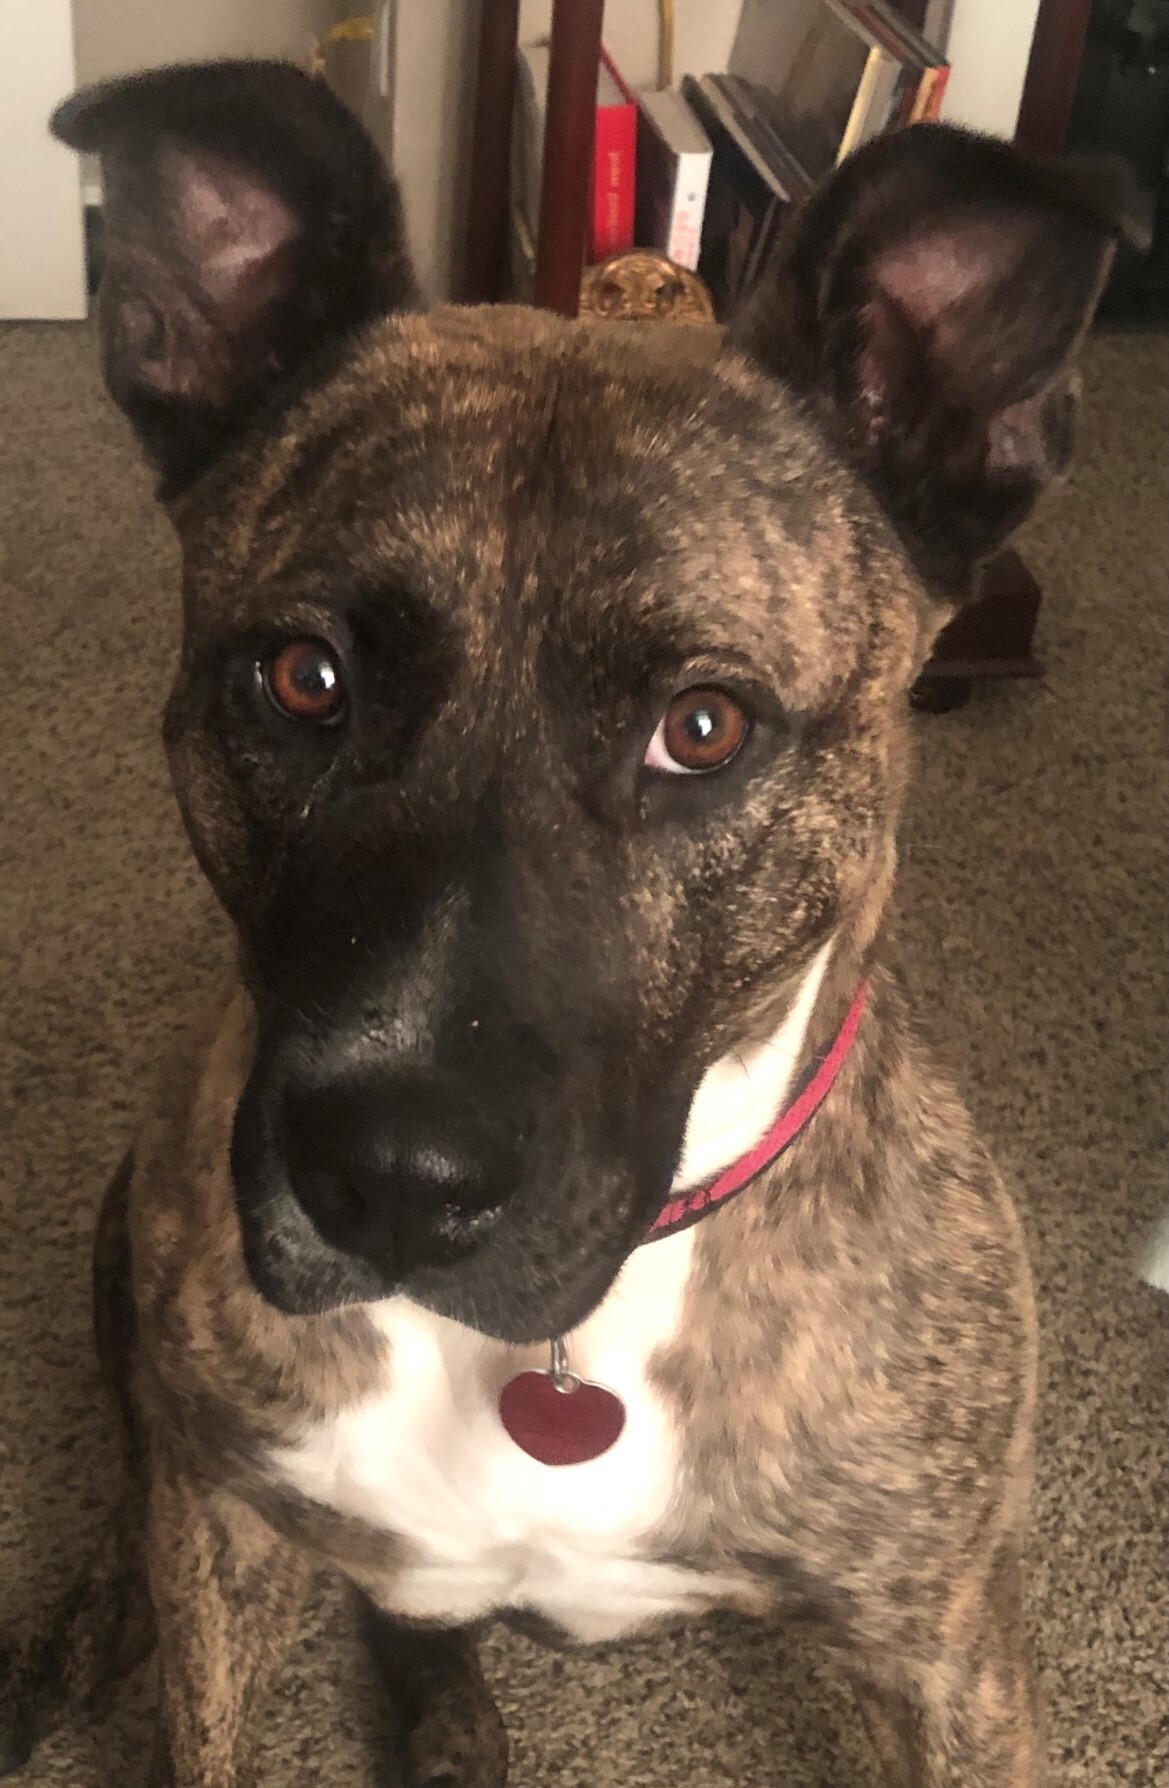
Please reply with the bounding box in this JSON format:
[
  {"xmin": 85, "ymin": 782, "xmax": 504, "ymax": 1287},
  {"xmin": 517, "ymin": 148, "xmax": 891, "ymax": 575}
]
[
  {"xmin": 280, "ymin": 1085, "xmax": 377, "ymax": 1252},
  {"xmin": 295, "ymin": 1162, "xmax": 368, "ymax": 1233},
  {"xmin": 279, "ymin": 1072, "xmax": 515, "ymax": 1271}
]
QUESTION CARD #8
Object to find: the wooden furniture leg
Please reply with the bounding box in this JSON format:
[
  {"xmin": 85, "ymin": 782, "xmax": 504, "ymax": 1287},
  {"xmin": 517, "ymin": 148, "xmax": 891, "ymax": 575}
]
[
  {"xmin": 1016, "ymin": 0, "xmax": 1093, "ymax": 154},
  {"xmin": 912, "ymin": 549, "xmax": 1044, "ymax": 710},
  {"xmin": 533, "ymin": 0, "xmax": 605, "ymax": 316}
]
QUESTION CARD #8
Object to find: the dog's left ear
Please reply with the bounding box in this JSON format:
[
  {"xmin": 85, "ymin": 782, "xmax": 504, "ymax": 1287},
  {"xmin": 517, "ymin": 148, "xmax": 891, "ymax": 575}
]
[
  {"xmin": 52, "ymin": 60, "xmax": 418, "ymax": 494},
  {"xmin": 733, "ymin": 124, "xmax": 1132, "ymax": 602}
]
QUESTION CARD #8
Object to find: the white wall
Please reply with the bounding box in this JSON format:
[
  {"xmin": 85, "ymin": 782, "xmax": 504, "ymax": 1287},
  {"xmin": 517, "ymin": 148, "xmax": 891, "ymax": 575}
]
[
  {"xmin": 517, "ymin": 0, "xmax": 744, "ymax": 90},
  {"xmin": 0, "ymin": 0, "xmax": 87, "ymax": 318},
  {"xmin": 73, "ymin": 0, "xmax": 334, "ymax": 87},
  {"xmin": 941, "ymin": 0, "xmax": 1042, "ymax": 140},
  {"xmin": 389, "ymin": 0, "xmax": 477, "ymax": 305}
]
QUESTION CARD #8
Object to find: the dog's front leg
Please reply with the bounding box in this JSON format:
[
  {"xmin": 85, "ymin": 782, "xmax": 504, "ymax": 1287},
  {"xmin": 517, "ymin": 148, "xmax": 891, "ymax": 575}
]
[
  {"xmin": 852, "ymin": 1654, "xmax": 1043, "ymax": 1788},
  {"xmin": 850, "ymin": 1548, "xmax": 1045, "ymax": 1788},
  {"xmin": 146, "ymin": 1456, "xmax": 311, "ymax": 1787},
  {"xmin": 360, "ymin": 1603, "xmax": 508, "ymax": 1788}
]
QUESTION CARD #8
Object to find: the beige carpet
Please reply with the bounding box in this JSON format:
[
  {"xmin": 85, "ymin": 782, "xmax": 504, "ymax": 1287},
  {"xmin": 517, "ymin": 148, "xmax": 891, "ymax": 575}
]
[{"xmin": 1, "ymin": 321, "xmax": 1165, "ymax": 1786}]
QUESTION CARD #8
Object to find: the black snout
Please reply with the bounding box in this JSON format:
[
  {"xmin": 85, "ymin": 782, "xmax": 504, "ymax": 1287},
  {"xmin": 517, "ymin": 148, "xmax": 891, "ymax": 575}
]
[{"xmin": 281, "ymin": 1070, "xmax": 517, "ymax": 1274}]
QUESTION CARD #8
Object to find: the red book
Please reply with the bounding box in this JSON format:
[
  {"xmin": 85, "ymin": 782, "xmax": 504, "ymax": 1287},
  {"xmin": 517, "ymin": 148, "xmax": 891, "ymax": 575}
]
[
  {"xmin": 915, "ymin": 61, "xmax": 950, "ymax": 121},
  {"xmin": 590, "ymin": 50, "xmax": 637, "ymax": 263}
]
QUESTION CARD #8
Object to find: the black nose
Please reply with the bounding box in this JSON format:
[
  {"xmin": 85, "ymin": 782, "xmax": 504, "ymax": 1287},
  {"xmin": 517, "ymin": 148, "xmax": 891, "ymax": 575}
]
[{"xmin": 281, "ymin": 1071, "xmax": 516, "ymax": 1275}]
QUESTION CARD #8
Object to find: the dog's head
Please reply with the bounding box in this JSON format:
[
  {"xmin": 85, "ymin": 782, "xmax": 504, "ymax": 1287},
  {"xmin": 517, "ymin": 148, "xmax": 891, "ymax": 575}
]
[{"xmin": 54, "ymin": 63, "xmax": 1123, "ymax": 1341}]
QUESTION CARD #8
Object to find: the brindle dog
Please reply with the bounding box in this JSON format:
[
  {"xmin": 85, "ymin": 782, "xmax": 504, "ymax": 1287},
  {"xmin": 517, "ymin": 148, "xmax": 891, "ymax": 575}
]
[{"xmin": 0, "ymin": 58, "xmax": 1127, "ymax": 1788}]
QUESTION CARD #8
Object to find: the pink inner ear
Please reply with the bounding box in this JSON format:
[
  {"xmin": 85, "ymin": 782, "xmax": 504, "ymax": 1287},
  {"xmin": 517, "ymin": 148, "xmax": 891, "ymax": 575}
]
[
  {"xmin": 872, "ymin": 224, "xmax": 989, "ymax": 329},
  {"xmin": 109, "ymin": 148, "xmax": 303, "ymax": 408},
  {"xmin": 167, "ymin": 147, "xmax": 299, "ymax": 307},
  {"xmin": 868, "ymin": 210, "xmax": 1056, "ymax": 410}
]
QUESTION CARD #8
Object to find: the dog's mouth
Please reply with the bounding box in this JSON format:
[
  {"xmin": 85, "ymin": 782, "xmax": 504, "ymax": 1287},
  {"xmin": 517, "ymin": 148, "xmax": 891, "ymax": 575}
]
[
  {"xmin": 234, "ymin": 1170, "xmax": 656, "ymax": 1344},
  {"xmin": 229, "ymin": 1059, "xmax": 685, "ymax": 1343}
]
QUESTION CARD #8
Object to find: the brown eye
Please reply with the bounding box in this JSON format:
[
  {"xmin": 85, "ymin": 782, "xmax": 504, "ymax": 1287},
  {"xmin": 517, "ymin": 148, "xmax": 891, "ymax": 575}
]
[
  {"xmin": 646, "ymin": 686, "xmax": 749, "ymax": 775},
  {"xmin": 262, "ymin": 639, "xmax": 345, "ymax": 725}
]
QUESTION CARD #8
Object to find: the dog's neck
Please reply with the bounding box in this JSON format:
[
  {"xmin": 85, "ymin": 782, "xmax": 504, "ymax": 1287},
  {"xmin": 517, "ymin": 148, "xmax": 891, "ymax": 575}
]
[
  {"xmin": 651, "ymin": 966, "xmax": 866, "ymax": 1243},
  {"xmin": 669, "ymin": 938, "xmax": 835, "ymax": 1198}
]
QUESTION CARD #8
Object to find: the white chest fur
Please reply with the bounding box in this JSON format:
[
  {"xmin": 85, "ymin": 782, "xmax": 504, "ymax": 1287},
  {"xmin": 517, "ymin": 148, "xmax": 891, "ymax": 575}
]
[
  {"xmin": 271, "ymin": 1231, "xmax": 732, "ymax": 1641},
  {"xmin": 267, "ymin": 943, "xmax": 830, "ymax": 1643}
]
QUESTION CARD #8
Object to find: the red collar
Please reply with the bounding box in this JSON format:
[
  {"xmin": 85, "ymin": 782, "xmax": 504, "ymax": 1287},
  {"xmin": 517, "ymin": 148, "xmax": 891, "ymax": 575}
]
[{"xmin": 646, "ymin": 982, "xmax": 868, "ymax": 1242}]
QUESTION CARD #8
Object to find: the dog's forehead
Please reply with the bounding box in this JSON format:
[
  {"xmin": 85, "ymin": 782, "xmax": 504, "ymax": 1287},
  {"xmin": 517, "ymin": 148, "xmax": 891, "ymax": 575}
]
[{"xmin": 181, "ymin": 306, "xmax": 898, "ymax": 704}]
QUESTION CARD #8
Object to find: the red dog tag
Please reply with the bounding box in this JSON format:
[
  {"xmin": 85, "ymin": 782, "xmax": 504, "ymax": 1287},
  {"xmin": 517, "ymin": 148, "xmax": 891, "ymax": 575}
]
[{"xmin": 498, "ymin": 1361, "xmax": 626, "ymax": 1467}]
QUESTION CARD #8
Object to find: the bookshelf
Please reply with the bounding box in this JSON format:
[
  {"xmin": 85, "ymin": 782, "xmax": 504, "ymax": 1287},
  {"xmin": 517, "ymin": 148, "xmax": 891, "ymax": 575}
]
[{"xmin": 464, "ymin": 2, "xmax": 950, "ymax": 315}]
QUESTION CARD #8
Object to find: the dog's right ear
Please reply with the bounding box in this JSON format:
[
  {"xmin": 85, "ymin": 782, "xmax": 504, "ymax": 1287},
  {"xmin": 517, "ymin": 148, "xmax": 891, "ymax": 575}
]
[
  {"xmin": 52, "ymin": 60, "xmax": 418, "ymax": 494},
  {"xmin": 732, "ymin": 124, "xmax": 1131, "ymax": 604}
]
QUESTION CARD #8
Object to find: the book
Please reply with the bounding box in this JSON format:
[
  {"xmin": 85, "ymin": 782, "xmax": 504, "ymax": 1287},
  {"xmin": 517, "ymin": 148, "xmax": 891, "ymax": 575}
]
[
  {"xmin": 726, "ymin": 0, "xmax": 950, "ymax": 176},
  {"xmin": 512, "ymin": 42, "xmax": 637, "ymax": 273},
  {"xmin": 828, "ymin": 1, "xmax": 950, "ymax": 125},
  {"xmin": 634, "ymin": 88, "xmax": 713, "ymax": 272},
  {"xmin": 728, "ymin": 0, "xmax": 882, "ymax": 183},
  {"xmin": 508, "ymin": 201, "xmax": 536, "ymax": 305},
  {"xmin": 592, "ymin": 50, "xmax": 638, "ymax": 263},
  {"xmin": 512, "ymin": 43, "xmax": 550, "ymax": 252},
  {"xmin": 922, "ymin": 0, "xmax": 955, "ymax": 54},
  {"xmin": 694, "ymin": 75, "xmax": 813, "ymax": 203},
  {"xmin": 910, "ymin": 60, "xmax": 950, "ymax": 122},
  {"xmin": 710, "ymin": 75, "xmax": 816, "ymax": 201},
  {"xmin": 681, "ymin": 73, "xmax": 806, "ymax": 319},
  {"xmin": 823, "ymin": 3, "xmax": 928, "ymax": 133},
  {"xmin": 837, "ymin": 38, "xmax": 896, "ymax": 159}
]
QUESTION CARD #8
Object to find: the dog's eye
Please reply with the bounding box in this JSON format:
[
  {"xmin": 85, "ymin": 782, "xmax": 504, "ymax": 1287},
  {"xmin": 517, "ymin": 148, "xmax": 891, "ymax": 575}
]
[
  {"xmin": 645, "ymin": 687, "xmax": 748, "ymax": 775},
  {"xmin": 260, "ymin": 639, "xmax": 346, "ymax": 726}
]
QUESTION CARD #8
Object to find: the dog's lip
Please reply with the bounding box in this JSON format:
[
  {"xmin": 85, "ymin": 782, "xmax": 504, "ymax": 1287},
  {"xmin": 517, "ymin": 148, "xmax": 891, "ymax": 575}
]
[
  {"xmin": 240, "ymin": 1196, "xmax": 631, "ymax": 1342},
  {"xmin": 238, "ymin": 1187, "xmax": 387, "ymax": 1316},
  {"xmin": 400, "ymin": 1248, "xmax": 631, "ymax": 1346},
  {"xmin": 235, "ymin": 1142, "xmax": 653, "ymax": 1338}
]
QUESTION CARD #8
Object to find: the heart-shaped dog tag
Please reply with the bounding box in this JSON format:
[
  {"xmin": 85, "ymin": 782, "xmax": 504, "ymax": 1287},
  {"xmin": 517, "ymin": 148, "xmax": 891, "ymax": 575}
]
[{"xmin": 498, "ymin": 1349, "xmax": 626, "ymax": 1467}]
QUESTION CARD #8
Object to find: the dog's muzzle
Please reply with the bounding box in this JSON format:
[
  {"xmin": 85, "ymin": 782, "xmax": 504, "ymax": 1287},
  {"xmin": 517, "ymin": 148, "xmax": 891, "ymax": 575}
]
[
  {"xmin": 279, "ymin": 1065, "xmax": 516, "ymax": 1271},
  {"xmin": 228, "ymin": 1022, "xmax": 680, "ymax": 1339},
  {"xmin": 230, "ymin": 1047, "xmax": 524, "ymax": 1307}
]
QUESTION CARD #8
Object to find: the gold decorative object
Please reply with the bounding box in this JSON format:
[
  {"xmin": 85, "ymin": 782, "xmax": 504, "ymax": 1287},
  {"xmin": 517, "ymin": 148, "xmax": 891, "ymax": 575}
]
[
  {"xmin": 306, "ymin": 14, "xmax": 374, "ymax": 78},
  {"xmin": 579, "ymin": 250, "xmax": 716, "ymax": 326}
]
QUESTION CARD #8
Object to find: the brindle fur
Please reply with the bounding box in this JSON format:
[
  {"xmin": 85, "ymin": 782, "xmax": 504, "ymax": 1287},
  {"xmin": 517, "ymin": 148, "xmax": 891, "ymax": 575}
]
[{"xmin": 0, "ymin": 58, "xmax": 1127, "ymax": 1788}]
